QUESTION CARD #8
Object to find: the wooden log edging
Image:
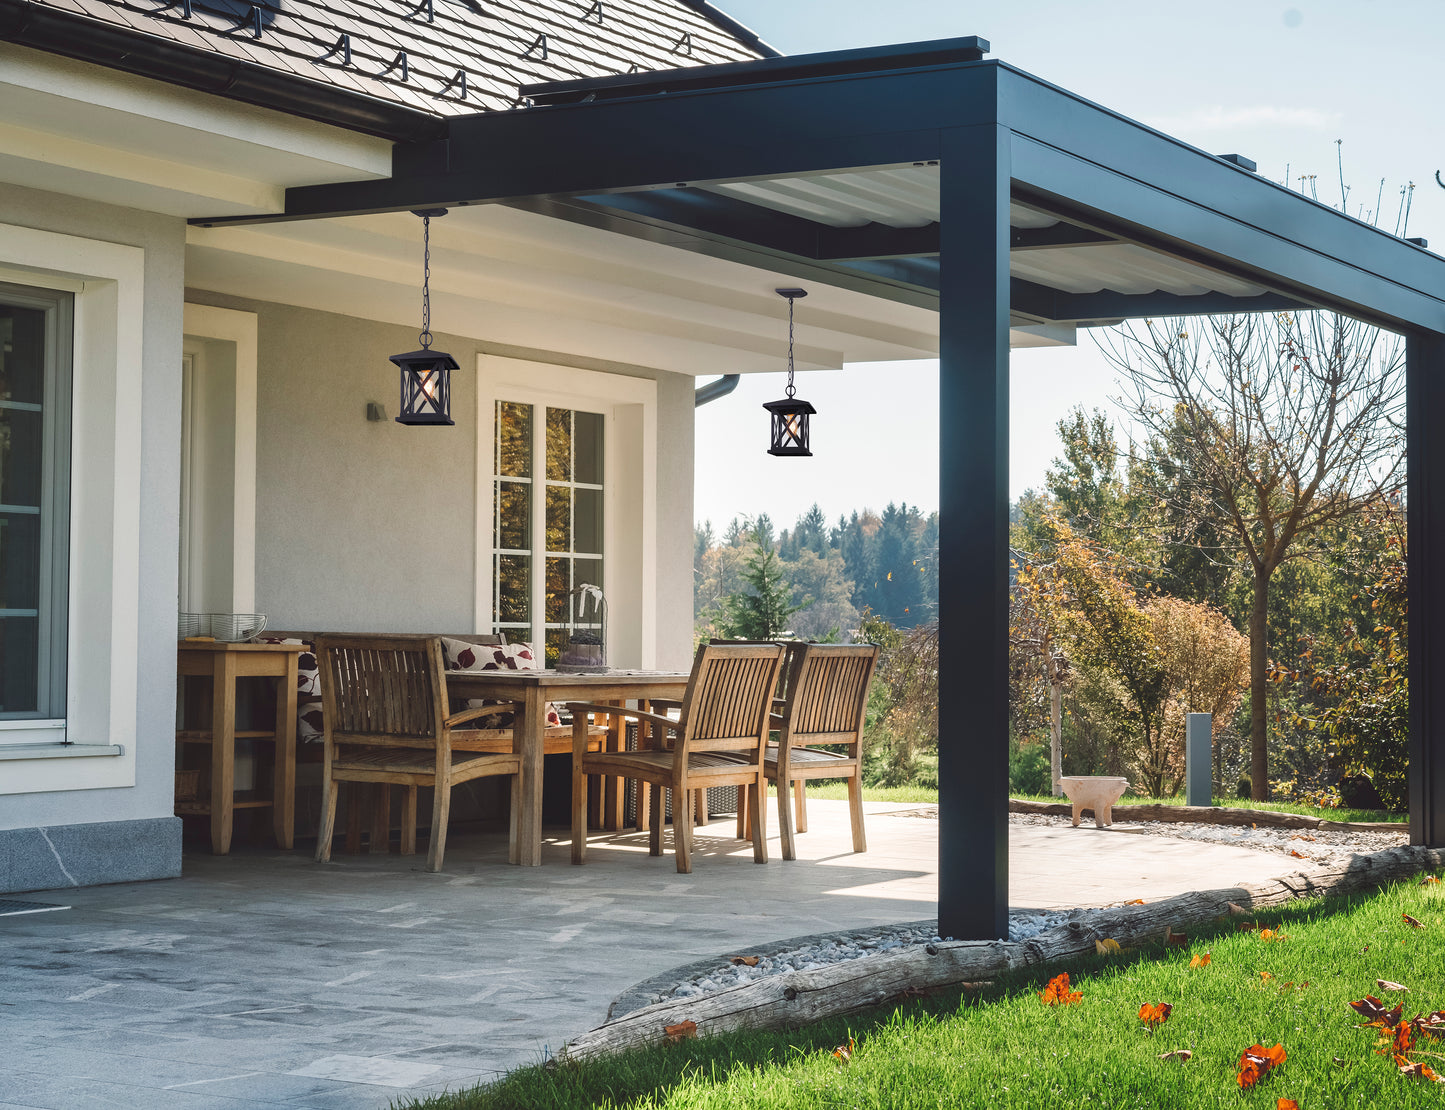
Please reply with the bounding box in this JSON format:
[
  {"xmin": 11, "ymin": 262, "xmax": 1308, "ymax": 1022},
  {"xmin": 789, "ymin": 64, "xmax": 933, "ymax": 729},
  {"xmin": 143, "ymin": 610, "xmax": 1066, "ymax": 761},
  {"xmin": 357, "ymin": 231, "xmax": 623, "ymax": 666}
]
[
  {"xmin": 556, "ymin": 845, "xmax": 1445, "ymax": 1064},
  {"xmin": 1007, "ymin": 798, "xmax": 1404, "ymax": 832}
]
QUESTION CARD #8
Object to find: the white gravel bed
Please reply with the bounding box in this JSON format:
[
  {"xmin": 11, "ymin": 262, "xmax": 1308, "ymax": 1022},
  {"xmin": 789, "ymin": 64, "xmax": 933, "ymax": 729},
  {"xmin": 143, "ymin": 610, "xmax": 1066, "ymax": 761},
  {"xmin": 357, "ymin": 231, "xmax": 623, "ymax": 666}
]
[{"xmin": 637, "ymin": 810, "xmax": 1406, "ymax": 1008}]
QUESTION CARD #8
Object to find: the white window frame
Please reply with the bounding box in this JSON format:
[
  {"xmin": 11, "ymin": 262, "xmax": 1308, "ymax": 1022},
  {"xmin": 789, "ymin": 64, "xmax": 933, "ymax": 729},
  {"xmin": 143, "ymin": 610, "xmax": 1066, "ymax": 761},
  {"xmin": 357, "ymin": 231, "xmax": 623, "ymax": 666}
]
[
  {"xmin": 477, "ymin": 356, "xmax": 657, "ymax": 668},
  {"xmin": 0, "ymin": 223, "xmax": 144, "ymax": 791}
]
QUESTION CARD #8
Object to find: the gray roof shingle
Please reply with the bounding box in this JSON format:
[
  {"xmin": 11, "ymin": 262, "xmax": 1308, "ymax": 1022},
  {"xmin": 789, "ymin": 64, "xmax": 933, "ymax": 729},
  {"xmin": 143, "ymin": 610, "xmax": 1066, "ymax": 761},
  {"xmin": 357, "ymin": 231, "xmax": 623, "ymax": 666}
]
[{"xmin": 11, "ymin": 0, "xmax": 772, "ymax": 117}]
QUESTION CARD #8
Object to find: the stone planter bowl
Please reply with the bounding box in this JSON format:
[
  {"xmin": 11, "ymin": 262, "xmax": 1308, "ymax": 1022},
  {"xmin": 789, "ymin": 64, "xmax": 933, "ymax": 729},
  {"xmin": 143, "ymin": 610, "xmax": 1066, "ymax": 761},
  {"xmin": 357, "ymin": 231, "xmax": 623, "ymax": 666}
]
[{"xmin": 1059, "ymin": 775, "xmax": 1130, "ymax": 828}]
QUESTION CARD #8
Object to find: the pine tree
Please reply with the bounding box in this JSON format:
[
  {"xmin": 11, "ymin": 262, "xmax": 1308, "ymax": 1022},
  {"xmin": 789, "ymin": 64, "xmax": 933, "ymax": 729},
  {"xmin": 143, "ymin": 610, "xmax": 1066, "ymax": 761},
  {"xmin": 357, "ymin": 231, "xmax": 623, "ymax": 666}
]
[{"xmin": 719, "ymin": 528, "xmax": 803, "ymax": 639}]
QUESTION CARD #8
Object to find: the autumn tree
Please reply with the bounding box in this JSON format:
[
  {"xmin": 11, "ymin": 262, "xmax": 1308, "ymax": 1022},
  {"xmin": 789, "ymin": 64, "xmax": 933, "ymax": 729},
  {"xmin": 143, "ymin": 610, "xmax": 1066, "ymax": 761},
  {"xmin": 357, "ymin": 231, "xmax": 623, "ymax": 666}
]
[
  {"xmin": 1149, "ymin": 594, "xmax": 1251, "ymax": 793},
  {"xmin": 1012, "ymin": 551, "xmax": 1070, "ymax": 796},
  {"xmin": 1101, "ymin": 311, "xmax": 1404, "ymax": 799},
  {"xmin": 1030, "ymin": 518, "xmax": 1171, "ymax": 795},
  {"xmin": 1284, "ymin": 503, "xmax": 1408, "ymax": 809}
]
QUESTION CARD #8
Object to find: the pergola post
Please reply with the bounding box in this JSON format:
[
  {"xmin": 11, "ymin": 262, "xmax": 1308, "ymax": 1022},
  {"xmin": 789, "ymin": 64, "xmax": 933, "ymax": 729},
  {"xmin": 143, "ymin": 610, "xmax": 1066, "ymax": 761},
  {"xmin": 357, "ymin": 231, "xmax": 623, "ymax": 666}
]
[
  {"xmin": 937, "ymin": 121, "xmax": 1012, "ymax": 940},
  {"xmin": 1408, "ymin": 330, "xmax": 1445, "ymax": 847}
]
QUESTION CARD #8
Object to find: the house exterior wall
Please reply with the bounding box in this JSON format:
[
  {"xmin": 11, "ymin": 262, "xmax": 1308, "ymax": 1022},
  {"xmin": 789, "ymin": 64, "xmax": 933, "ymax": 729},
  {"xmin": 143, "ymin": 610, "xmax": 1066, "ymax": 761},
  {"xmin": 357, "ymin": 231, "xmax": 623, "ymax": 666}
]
[
  {"xmin": 0, "ymin": 180, "xmax": 185, "ymax": 891},
  {"xmin": 182, "ymin": 291, "xmax": 697, "ymax": 669}
]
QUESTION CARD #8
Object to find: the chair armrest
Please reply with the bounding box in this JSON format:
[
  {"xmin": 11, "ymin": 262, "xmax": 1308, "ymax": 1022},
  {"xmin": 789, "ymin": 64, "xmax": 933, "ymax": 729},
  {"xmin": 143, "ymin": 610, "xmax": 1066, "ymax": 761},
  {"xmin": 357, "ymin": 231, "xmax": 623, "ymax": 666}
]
[{"xmin": 445, "ymin": 701, "xmax": 522, "ymax": 728}]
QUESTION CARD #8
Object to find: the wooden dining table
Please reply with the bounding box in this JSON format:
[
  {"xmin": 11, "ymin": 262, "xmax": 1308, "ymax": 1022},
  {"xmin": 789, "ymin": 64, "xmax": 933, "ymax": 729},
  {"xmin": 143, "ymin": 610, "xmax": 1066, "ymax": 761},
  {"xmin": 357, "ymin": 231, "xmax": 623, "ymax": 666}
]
[{"xmin": 443, "ymin": 668, "xmax": 689, "ymax": 865}]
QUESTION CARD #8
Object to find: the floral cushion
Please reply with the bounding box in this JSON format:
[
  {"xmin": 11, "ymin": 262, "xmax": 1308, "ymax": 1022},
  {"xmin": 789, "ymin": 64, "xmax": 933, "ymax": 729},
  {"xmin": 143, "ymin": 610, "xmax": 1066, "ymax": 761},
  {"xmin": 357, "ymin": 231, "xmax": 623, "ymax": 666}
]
[
  {"xmin": 439, "ymin": 638, "xmax": 562, "ymax": 728},
  {"xmin": 254, "ymin": 636, "xmax": 324, "ymax": 743}
]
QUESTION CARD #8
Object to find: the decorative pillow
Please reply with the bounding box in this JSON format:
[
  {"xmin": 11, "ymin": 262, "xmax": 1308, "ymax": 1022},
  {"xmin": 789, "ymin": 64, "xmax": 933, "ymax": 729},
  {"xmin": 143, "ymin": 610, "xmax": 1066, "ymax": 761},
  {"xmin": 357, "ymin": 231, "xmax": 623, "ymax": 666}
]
[
  {"xmin": 439, "ymin": 638, "xmax": 562, "ymax": 727},
  {"xmin": 254, "ymin": 636, "xmax": 324, "ymax": 743}
]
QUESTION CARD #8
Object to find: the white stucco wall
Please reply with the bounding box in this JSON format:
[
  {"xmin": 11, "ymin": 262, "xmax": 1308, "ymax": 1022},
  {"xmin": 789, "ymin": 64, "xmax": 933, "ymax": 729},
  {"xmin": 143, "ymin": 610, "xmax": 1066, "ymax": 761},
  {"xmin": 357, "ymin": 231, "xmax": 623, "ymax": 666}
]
[
  {"xmin": 0, "ymin": 180, "xmax": 185, "ymax": 830},
  {"xmin": 182, "ymin": 291, "xmax": 697, "ymax": 668}
]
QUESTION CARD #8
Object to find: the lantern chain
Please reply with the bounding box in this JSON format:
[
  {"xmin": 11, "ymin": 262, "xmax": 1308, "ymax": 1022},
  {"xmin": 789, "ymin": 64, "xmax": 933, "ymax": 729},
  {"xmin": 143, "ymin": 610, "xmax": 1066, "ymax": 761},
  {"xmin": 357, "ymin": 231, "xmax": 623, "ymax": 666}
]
[
  {"xmin": 785, "ymin": 292, "xmax": 796, "ymax": 399},
  {"xmin": 419, "ymin": 213, "xmax": 433, "ymax": 350}
]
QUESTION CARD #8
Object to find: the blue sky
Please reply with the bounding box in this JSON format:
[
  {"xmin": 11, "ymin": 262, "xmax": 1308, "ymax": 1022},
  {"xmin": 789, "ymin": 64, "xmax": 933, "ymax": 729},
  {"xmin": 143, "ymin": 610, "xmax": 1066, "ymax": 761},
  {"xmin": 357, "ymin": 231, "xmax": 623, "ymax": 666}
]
[{"xmin": 693, "ymin": 0, "xmax": 1442, "ymax": 534}]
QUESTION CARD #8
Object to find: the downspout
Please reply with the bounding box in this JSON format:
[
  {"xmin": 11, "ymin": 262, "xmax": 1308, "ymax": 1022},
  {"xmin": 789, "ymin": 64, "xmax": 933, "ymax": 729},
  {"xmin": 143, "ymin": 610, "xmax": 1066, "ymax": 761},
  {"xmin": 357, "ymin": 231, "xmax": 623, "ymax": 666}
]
[{"xmin": 694, "ymin": 375, "xmax": 740, "ymax": 407}]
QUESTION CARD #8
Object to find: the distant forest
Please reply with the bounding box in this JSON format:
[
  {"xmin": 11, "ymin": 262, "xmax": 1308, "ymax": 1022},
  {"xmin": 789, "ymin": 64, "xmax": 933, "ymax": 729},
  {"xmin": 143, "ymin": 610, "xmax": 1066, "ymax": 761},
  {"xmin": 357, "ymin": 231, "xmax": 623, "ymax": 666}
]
[{"xmin": 694, "ymin": 503, "xmax": 940, "ymax": 640}]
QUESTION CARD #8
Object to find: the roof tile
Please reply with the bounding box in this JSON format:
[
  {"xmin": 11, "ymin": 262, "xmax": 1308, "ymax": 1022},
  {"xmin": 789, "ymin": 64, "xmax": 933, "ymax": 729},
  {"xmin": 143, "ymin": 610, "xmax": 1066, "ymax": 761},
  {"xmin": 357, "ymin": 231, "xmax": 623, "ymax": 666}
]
[{"xmin": 27, "ymin": 0, "xmax": 767, "ymax": 119}]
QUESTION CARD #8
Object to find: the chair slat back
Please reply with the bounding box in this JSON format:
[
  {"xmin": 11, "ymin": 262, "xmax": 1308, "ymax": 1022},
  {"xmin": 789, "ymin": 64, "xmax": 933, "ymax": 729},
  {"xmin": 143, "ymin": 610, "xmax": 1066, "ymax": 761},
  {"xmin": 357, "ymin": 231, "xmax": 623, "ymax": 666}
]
[
  {"xmin": 315, "ymin": 634, "xmax": 449, "ymax": 750},
  {"xmin": 785, "ymin": 643, "xmax": 881, "ymax": 747},
  {"xmin": 678, "ymin": 643, "xmax": 785, "ymax": 757}
]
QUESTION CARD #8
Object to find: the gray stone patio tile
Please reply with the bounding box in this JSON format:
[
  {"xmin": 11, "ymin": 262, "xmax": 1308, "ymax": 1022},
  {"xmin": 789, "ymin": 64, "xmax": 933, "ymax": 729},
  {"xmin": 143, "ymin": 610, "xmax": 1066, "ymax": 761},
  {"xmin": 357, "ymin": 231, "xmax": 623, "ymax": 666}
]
[{"xmin": 0, "ymin": 801, "xmax": 1326, "ymax": 1109}]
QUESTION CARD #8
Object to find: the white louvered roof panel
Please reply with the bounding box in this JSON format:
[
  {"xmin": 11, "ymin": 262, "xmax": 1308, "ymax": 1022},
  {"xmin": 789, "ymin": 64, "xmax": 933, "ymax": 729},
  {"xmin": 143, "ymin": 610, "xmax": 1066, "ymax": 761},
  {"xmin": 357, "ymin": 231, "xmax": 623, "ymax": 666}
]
[{"xmin": 1010, "ymin": 242, "xmax": 1270, "ymax": 298}]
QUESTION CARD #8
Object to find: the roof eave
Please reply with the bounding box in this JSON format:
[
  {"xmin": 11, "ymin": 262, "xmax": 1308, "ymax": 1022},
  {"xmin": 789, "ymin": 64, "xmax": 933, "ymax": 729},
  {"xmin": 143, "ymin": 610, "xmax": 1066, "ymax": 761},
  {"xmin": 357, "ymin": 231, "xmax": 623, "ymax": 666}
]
[{"xmin": 0, "ymin": 0, "xmax": 446, "ymax": 142}]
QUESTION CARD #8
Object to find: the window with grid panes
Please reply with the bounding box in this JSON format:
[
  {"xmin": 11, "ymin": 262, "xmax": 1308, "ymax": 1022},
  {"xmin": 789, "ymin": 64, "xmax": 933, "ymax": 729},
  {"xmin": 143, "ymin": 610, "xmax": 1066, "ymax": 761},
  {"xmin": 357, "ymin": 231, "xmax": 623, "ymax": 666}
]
[
  {"xmin": 493, "ymin": 401, "xmax": 603, "ymax": 664},
  {"xmin": 0, "ymin": 282, "xmax": 71, "ymax": 727}
]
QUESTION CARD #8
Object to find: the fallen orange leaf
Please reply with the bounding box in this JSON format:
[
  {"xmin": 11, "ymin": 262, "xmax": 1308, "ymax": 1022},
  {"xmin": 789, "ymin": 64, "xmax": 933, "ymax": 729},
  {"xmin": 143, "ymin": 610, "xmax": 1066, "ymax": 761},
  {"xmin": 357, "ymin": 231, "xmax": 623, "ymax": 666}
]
[
  {"xmin": 1397, "ymin": 1055, "xmax": 1445, "ymax": 1082},
  {"xmin": 1422, "ymin": 876, "xmax": 1441, "ymax": 886},
  {"xmin": 1289, "ymin": 850, "xmax": 1307, "ymax": 859},
  {"xmin": 664, "ymin": 1020, "xmax": 697, "ymax": 1043},
  {"xmin": 1189, "ymin": 952, "xmax": 1211, "ymax": 968},
  {"xmin": 1278, "ymin": 1099, "xmax": 1300, "ymax": 1110},
  {"xmin": 1124, "ymin": 898, "xmax": 1145, "ymax": 905},
  {"xmin": 1238, "ymin": 1043, "xmax": 1287, "ymax": 1089},
  {"xmin": 1260, "ymin": 971, "xmax": 1275, "ymax": 981},
  {"xmin": 1258, "ymin": 928, "xmax": 1288, "ymax": 942},
  {"xmin": 1039, "ymin": 972, "xmax": 1082, "ymax": 1006},
  {"xmin": 1138, "ymin": 1002, "xmax": 1172, "ymax": 1029}
]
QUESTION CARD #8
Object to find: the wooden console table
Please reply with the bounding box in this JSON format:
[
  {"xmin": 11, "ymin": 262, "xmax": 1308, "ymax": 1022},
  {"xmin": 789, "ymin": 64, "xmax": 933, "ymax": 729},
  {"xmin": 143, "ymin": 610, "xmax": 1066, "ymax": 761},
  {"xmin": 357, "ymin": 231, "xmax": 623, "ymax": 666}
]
[{"xmin": 176, "ymin": 640, "xmax": 305, "ymax": 854}]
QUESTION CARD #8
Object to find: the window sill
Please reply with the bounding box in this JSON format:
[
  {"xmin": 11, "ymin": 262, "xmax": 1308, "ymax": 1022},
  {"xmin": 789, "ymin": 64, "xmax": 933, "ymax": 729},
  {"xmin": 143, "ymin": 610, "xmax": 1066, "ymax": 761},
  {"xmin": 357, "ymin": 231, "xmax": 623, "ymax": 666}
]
[{"xmin": 0, "ymin": 743, "xmax": 125, "ymax": 761}]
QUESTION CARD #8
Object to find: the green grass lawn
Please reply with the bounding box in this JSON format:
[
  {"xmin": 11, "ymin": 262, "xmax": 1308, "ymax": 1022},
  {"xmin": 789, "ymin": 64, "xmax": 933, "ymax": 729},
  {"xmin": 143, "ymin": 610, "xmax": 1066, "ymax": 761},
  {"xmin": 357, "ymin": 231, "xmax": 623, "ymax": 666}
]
[
  {"xmin": 1009, "ymin": 791, "xmax": 1405, "ymax": 825},
  {"xmin": 799, "ymin": 782, "xmax": 1403, "ymax": 822},
  {"xmin": 399, "ymin": 878, "xmax": 1445, "ymax": 1109}
]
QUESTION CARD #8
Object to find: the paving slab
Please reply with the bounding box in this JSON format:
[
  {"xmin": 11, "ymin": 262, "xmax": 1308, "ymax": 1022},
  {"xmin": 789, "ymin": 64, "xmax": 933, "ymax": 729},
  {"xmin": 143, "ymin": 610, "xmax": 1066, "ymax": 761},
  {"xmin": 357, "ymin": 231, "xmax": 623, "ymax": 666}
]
[{"xmin": 0, "ymin": 800, "xmax": 1318, "ymax": 1108}]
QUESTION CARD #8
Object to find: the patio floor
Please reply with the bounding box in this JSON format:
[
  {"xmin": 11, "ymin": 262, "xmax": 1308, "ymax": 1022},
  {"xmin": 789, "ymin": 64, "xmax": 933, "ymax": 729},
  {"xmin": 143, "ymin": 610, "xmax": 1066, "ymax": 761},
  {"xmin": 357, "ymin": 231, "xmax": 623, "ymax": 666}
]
[{"xmin": 0, "ymin": 800, "xmax": 1310, "ymax": 1109}]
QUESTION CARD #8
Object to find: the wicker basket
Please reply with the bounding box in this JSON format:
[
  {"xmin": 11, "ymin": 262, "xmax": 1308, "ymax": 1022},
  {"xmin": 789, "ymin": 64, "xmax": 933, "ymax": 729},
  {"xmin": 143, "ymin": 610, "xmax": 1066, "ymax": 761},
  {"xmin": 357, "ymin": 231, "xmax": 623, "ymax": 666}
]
[{"xmin": 174, "ymin": 769, "xmax": 202, "ymax": 802}]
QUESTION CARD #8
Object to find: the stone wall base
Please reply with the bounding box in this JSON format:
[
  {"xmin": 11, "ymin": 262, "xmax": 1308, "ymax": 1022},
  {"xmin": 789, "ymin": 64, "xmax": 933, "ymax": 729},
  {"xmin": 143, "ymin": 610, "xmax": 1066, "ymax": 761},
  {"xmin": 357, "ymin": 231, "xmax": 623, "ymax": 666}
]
[{"xmin": 0, "ymin": 817, "xmax": 182, "ymax": 894}]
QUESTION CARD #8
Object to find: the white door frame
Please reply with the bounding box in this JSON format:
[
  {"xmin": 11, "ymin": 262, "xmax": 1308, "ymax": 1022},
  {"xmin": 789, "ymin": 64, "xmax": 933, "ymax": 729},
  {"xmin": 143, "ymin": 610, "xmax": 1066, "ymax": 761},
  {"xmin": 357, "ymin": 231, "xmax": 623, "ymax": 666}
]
[{"xmin": 181, "ymin": 303, "xmax": 258, "ymax": 613}]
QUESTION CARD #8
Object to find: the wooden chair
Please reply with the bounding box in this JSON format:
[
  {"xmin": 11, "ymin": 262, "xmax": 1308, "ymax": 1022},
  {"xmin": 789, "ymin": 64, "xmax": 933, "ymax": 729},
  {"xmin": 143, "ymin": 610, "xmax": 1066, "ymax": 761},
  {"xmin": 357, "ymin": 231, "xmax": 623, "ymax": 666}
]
[
  {"xmin": 757, "ymin": 642, "xmax": 880, "ymax": 860},
  {"xmin": 566, "ymin": 643, "xmax": 785, "ymax": 873},
  {"xmin": 313, "ymin": 634, "xmax": 521, "ymax": 872}
]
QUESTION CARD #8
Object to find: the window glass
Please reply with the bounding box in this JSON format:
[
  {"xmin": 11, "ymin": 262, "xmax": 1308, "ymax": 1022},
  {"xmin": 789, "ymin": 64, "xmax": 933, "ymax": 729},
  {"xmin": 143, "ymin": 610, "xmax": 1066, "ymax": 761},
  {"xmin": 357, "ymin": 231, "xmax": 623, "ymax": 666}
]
[
  {"xmin": 496, "ymin": 402, "xmax": 531, "ymax": 478},
  {"xmin": 0, "ymin": 289, "xmax": 69, "ymax": 721},
  {"xmin": 494, "ymin": 400, "xmax": 604, "ymax": 662}
]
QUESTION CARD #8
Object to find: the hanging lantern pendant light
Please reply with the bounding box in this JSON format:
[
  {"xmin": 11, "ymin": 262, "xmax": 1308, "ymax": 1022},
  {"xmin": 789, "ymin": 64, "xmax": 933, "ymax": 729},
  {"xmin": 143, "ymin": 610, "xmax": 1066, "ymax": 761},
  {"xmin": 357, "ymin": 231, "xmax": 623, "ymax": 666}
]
[
  {"xmin": 391, "ymin": 208, "xmax": 460, "ymax": 426},
  {"xmin": 764, "ymin": 287, "xmax": 815, "ymax": 457}
]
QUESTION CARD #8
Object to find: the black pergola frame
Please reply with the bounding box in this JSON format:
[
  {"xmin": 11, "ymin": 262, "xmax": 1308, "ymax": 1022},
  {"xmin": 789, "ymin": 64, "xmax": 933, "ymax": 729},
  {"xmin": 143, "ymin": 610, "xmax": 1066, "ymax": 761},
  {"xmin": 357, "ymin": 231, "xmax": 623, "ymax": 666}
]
[{"xmin": 195, "ymin": 37, "xmax": 1445, "ymax": 941}]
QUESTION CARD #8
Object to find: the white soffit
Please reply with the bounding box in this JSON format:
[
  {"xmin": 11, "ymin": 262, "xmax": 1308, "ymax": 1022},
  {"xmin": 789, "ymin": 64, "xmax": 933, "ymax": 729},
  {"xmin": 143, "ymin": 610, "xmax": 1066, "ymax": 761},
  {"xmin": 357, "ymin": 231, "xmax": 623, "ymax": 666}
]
[
  {"xmin": 187, "ymin": 202, "xmax": 1074, "ymax": 374},
  {"xmin": 0, "ymin": 44, "xmax": 390, "ymax": 217}
]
